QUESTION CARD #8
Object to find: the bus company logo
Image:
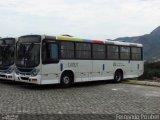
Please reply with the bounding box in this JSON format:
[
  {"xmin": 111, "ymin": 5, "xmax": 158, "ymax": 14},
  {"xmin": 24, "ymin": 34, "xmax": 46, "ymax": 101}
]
[
  {"xmin": 113, "ymin": 62, "xmax": 125, "ymax": 67},
  {"xmin": 68, "ymin": 63, "xmax": 78, "ymax": 68},
  {"xmin": 113, "ymin": 62, "xmax": 116, "ymax": 66}
]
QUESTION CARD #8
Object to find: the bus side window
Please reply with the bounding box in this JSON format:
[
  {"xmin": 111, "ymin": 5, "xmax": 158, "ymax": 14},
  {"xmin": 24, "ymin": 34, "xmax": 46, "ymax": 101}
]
[
  {"xmin": 42, "ymin": 42, "xmax": 47, "ymax": 63},
  {"xmin": 42, "ymin": 42, "xmax": 59, "ymax": 64},
  {"xmin": 107, "ymin": 45, "xmax": 119, "ymax": 60},
  {"xmin": 49, "ymin": 44, "xmax": 58, "ymax": 60},
  {"xmin": 131, "ymin": 47, "xmax": 142, "ymax": 60}
]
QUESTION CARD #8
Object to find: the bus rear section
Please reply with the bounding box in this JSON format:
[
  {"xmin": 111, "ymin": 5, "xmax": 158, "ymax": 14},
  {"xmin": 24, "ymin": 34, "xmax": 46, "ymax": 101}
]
[{"xmin": 0, "ymin": 38, "xmax": 16, "ymax": 80}]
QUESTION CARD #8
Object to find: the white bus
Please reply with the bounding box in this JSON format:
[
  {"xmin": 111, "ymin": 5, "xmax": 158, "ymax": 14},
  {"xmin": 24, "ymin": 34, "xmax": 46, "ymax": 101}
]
[
  {"xmin": 0, "ymin": 38, "xmax": 16, "ymax": 80},
  {"xmin": 15, "ymin": 35, "xmax": 143, "ymax": 86}
]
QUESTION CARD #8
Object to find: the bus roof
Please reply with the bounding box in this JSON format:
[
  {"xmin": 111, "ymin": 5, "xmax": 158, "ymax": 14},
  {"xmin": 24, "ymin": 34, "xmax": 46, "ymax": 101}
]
[
  {"xmin": 0, "ymin": 37, "xmax": 15, "ymax": 40},
  {"xmin": 20, "ymin": 34, "xmax": 143, "ymax": 47},
  {"xmin": 0, "ymin": 37, "xmax": 16, "ymax": 45},
  {"xmin": 54, "ymin": 35, "xmax": 142, "ymax": 47}
]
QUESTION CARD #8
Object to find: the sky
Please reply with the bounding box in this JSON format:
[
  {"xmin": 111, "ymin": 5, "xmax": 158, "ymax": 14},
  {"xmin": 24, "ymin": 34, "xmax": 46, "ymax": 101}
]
[{"xmin": 0, "ymin": 0, "xmax": 160, "ymax": 39}]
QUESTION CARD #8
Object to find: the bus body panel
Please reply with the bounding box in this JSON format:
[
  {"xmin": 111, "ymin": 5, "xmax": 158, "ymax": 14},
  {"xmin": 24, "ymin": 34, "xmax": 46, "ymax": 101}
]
[
  {"xmin": 41, "ymin": 60, "xmax": 93, "ymax": 84},
  {"xmin": 71, "ymin": 60, "xmax": 92, "ymax": 82},
  {"xmin": 92, "ymin": 60, "xmax": 112, "ymax": 81},
  {"xmin": 39, "ymin": 60, "xmax": 144, "ymax": 84},
  {"xmin": 130, "ymin": 61, "xmax": 144, "ymax": 78},
  {"xmin": 41, "ymin": 63, "xmax": 61, "ymax": 84}
]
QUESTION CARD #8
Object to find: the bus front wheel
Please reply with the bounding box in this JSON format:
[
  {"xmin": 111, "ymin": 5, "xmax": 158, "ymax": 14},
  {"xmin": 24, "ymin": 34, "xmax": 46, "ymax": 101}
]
[
  {"xmin": 114, "ymin": 70, "xmax": 123, "ymax": 83},
  {"xmin": 60, "ymin": 73, "xmax": 73, "ymax": 87}
]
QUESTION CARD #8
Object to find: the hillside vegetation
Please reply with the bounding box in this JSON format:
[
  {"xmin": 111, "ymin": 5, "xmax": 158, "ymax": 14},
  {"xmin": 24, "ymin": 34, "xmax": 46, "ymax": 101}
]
[
  {"xmin": 115, "ymin": 26, "xmax": 160, "ymax": 60},
  {"xmin": 139, "ymin": 62, "xmax": 160, "ymax": 81}
]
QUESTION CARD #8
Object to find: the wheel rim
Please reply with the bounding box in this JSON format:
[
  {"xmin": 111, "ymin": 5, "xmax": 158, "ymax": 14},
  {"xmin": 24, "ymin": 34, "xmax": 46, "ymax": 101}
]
[
  {"xmin": 63, "ymin": 76, "xmax": 70, "ymax": 84},
  {"xmin": 115, "ymin": 72, "xmax": 121, "ymax": 82}
]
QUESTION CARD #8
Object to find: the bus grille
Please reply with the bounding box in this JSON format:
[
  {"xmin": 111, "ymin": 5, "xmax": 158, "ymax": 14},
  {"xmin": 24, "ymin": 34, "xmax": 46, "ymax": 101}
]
[
  {"xmin": 0, "ymin": 75, "xmax": 6, "ymax": 78},
  {"xmin": 21, "ymin": 77, "xmax": 29, "ymax": 81}
]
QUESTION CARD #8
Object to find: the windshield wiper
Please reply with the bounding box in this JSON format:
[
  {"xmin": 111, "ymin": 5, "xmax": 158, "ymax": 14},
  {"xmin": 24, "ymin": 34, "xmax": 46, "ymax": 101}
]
[
  {"xmin": 26, "ymin": 43, "xmax": 34, "ymax": 56},
  {"xmin": 17, "ymin": 43, "xmax": 38, "ymax": 67},
  {"xmin": 25, "ymin": 43, "xmax": 34, "ymax": 67},
  {"xmin": 0, "ymin": 46, "xmax": 5, "ymax": 65},
  {"xmin": 0, "ymin": 58, "xmax": 2, "ymax": 65},
  {"xmin": 4, "ymin": 45, "xmax": 14, "ymax": 66},
  {"xmin": 0, "ymin": 47, "xmax": 2, "ymax": 65}
]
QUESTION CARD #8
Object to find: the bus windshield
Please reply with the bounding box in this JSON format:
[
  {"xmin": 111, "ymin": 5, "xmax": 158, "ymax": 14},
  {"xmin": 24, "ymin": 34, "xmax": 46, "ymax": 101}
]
[
  {"xmin": 0, "ymin": 39, "xmax": 15, "ymax": 66},
  {"xmin": 16, "ymin": 36, "xmax": 40, "ymax": 68}
]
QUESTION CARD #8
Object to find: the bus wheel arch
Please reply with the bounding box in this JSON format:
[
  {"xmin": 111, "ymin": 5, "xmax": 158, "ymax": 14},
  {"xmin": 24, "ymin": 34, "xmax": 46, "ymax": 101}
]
[
  {"xmin": 60, "ymin": 70, "xmax": 74, "ymax": 87},
  {"xmin": 114, "ymin": 69, "xmax": 123, "ymax": 83}
]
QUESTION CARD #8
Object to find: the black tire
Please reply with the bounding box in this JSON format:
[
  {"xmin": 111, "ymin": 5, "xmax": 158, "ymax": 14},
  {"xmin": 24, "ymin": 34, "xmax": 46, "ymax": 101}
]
[
  {"xmin": 114, "ymin": 70, "xmax": 123, "ymax": 83},
  {"xmin": 60, "ymin": 73, "xmax": 73, "ymax": 87}
]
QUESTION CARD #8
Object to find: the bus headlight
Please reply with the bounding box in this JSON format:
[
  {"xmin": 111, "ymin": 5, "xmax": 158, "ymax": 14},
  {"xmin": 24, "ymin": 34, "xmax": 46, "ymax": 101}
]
[
  {"xmin": 7, "ymin": 67, "xmax": 14, "ymax": 74},
  {"xmin": 15, "ymin": 68, "xmax": 20, "ymax": 75},
  {"xmin": 31, "ymin": 69, "xmax": 40, "ymax": 76}
]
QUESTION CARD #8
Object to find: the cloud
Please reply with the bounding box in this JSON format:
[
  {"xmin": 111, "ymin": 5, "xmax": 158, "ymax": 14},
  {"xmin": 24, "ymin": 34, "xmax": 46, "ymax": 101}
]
[{"xmin": 0, "ymin": 0, "xmax": 160, "ymax": 39}]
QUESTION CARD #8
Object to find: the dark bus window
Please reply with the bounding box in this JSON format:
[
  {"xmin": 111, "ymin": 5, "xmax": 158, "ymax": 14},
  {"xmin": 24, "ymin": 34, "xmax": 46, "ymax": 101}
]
[
  {"xmin": 50, "ymin": 44, "xmax": 58, "ymax": 59},
  {"xmin": 93, "ymin": 44, "xmax": 105, "ymax": 59},
  {"xmin": 131, "ymin": 47, "xmax": 142, "ymax": 60},
  {"xmin": 107, "ymin": 45, "xmax": 119, "ymax": 60},
  {"xmin": 42, "ymin": 41, "xmax": 59, "ymax": 64},
  {"xmin": 120, "ymin": 46, "xmax": 130, "ymax": 60},
  {"xmin": 60, "ymin": 41, "xmax": 74, "ymax": 59},
  {"xmin": 76, "ymin": 43, "xmax": 91, "ymax": 59}
]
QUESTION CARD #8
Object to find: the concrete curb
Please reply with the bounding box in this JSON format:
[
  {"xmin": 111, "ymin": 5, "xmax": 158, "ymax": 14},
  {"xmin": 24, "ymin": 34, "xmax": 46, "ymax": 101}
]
[{"xmin": 122, "ymin": 80, "xmax": 160, "ymax": 87}]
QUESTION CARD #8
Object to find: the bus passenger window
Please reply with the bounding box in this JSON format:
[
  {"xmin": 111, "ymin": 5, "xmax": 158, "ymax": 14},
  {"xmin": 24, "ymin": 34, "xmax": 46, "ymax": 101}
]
[
  {"xmin": 42, "ymin": 42, "xmax": 59, "ymax": 64},
  {"xmin": 131, "ymin": 47, "xmax": 142, "ymax": 60},
  {"xmin": 120, "ymin": 46, "xmax": 130, "ymax": 60},
  {"xmin": 93, "ymin": 44, "xmax": 105, "ymax": 59},
  {"xmin": 50, "ymin": 44, "xmax": 58, "ymax": 59},
  {"xmin": 76, "ymin": 43, "xmax": 91, "ymax": 59},
  {"xmin": 107, "ymin": 45, "xmax": 119, "ymax": 60},
  {"xmin": 60, "ymin": 41, "xmax": 74, "ymax": 59}
]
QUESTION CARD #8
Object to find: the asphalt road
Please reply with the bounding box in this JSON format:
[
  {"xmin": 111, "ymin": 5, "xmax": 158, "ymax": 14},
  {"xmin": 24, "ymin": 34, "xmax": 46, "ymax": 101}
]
[{"xmin": 0, "ymin": 80, "xmax": 160, "ymax": 120}]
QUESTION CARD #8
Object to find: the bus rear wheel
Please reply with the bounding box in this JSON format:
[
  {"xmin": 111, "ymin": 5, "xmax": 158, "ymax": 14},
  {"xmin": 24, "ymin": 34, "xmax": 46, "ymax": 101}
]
[
  {"xmin": 114, "ymin": 70, "xmax": 123, "ymax": 83},
  {"xmin": 60, "ymin": 73, "xmax": 73, "ymax": 87}
]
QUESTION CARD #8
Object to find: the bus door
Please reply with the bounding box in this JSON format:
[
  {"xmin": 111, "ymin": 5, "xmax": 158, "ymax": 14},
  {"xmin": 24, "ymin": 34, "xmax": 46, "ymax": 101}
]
[
  {"xmin": 41, "ymin": 39, "xmax": 60, "ymax": 84},
  {"xmin": 92, "ymin": 44, "xmax": 106, "ymax": 81},
  {"xmin": 130, "ymin": 47, "xmax": 143, "ymax": 77},
  {"xmin": 74, "ymin": 43, "xmax": 92, "ymax": 82}
]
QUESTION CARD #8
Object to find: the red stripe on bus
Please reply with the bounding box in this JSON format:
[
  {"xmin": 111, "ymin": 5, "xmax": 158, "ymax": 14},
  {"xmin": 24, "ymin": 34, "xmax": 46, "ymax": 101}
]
[{"xmin": 93, "ymin": 40, "xmax": 105, "ymax": 44}]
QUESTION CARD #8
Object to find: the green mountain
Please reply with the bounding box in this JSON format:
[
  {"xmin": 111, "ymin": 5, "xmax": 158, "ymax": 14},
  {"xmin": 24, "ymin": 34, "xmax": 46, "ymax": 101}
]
[{"xmin": 115, "ymin": 26, "xmax": 160, "ymax": 60}]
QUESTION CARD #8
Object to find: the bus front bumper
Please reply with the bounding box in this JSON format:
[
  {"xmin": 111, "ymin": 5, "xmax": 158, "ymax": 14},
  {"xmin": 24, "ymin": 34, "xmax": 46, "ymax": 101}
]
[
  {"xmin": 0, "ymin": 72, "xmax": 15, "ymax": 80},
  {"xmin": 15, "ymin": 74, "xmax": 41, "ymax": 84}
]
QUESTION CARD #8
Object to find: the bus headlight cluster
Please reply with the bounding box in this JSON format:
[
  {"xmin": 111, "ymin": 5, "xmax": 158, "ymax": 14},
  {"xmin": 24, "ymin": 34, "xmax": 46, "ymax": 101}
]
[
  {"xmin": 15, "ymin": 68, "xmax": 20, "ymax": 75},
  {"xmin": 31, "ymin": 69, "xmax": 40, "ymax": 76},
  {"xmin": 7, "ymin": 67, "xmax": 14, "ymax": 74}
]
